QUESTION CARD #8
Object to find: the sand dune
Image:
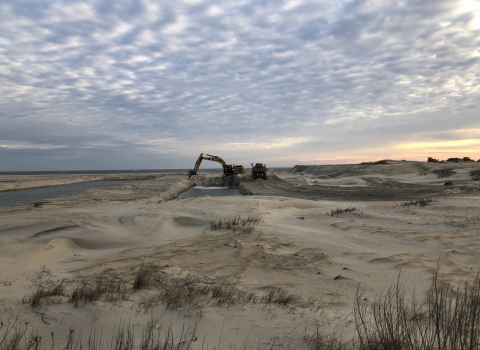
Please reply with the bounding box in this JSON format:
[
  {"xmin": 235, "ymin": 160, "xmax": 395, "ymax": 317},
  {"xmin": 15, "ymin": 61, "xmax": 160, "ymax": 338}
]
[{"xmin": 1, "ymin": 162, "xmax": 480, "ymax": 348}]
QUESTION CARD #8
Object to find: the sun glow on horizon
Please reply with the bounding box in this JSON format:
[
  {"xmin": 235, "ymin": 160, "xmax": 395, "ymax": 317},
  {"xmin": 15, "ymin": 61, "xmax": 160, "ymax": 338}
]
[{"xmin": 396, "ymin": 139, "xmax": 480, "ymax": 150}]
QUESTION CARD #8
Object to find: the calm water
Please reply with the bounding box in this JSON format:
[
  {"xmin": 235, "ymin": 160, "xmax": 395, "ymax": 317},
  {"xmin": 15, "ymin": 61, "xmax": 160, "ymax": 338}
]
[
  {"xmin": 0, "ymin": 181, "xmax": 124, "ymax": 207},
  {"xmin": 0, "ymin": 169, "xmax": 219, "ymax": 176},
  {"xmin": 177, "ymin": 186, "xmax": 240, "ymax": 199}
]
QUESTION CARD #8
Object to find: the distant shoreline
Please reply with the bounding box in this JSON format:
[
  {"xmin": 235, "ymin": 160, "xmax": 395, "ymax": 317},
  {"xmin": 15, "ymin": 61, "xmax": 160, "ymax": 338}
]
[
  {"xmin": 0, "ymin": 167, "xmax": 292, "ymax": 176},
  {"xmin": 0, "ymin": 169, "xmax": 197, "ymax": 176}
]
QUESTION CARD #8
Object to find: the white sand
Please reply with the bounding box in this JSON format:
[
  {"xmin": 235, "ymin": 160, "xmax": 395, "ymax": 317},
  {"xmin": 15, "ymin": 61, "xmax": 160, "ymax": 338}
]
[{"xmin": 1, "ymin": 162, "xmax": 480, "ymax": 348}]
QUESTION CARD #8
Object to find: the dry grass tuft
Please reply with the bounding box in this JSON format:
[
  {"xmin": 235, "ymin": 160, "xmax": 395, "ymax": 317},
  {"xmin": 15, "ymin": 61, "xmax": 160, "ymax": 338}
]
[
  {"xmin": 68, "ymin": 279, "xmax": 129, "ymax": 308},
  {"xmin": 261, "ymin": 288, "xmax": 298, "ymax": 307},
  {"xmin": 327, "ymin": 207, "xmax": 357, "ymax": 217},
  {"xmin": 0, "ymin": 316, "xmax": 42, "ymax": 350},
  {"xmin": 210, "ymin": 214, "xmax": 262, "ymax": 234},
  {"xmin": 138, "ymin": 274, "xmax": 257, "ymax": 312},
  {"xmin": 140, "ymin": 318, "xmax": 198, "ymax": 350},
  {"xmin": 22, "ymin": 281, "xmax": 65, "ymax": 308},
  {"xmin": 305, "ymin": 328, "xmax": 351, "ymax": 350},
  {"xmin": 133, "ymin": 264, "xmax": 154, "ymax": 290},
  {"xmin": 400, "ymin": 198, "xmax": 435, "ymax": 207},
  {"xmin": 0, "ymin": 316, "xmax": 197, "ymax": 350},
  {"xmin": 354, "ymin": 269, "xmax": 480, "ymax": 350}
]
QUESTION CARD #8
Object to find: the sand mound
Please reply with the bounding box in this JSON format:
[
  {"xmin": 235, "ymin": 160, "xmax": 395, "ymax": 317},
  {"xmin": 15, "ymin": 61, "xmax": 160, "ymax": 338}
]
[
  {"xmin": 30, "ymin": 237, "xmax": 81, "ymax": 265},
  {"xmin": 290, "ymin": 160, "xmax": 476, "ymax": 178}
]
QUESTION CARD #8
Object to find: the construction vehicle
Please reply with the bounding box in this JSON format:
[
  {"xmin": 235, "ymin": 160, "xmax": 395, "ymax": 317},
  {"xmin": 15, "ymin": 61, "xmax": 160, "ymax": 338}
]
[
  {"xmin": 251, "ymin": 163, "xmax": 268, "ymax": 180},
  {"xmin": 188, "ymin": 153, "xmax": 246, "ymax": 178}
]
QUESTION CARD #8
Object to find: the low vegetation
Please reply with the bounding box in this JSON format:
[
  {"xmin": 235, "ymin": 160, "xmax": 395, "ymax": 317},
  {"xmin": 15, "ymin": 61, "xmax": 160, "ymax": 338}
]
[
  {"xmin": 11, "ymin": 268, "xmax": 480, "ymax": 350},
  {"xmin": 138, "ymin": 274, "xmax": 258, "ymax": 312},
  {"xmin": 0, "ymin": 316, "xmax": 198, "ymax": 350},
  {"xmin": 22, "ymin": 278, "xmax": 131, "ymax": 310},
  {"xmin": 306, "ymin": 328, "xmax": 351, "ymax": 350},
  {"xmin": 133, "ymin": 264, "xmax": 154, "ymax": 290},
  {"xmin": 360, "ymin": 160, "xmax": 389, "ymax": 165},
  {"xmin": 22, "ymin": 281, "xmax": 65, "ymax": 308},
  {"xmin": 471, "ymin": 169, "xmax": 480, "ymax": 180},
  {"xmin": 431, "ymin": 168, "xmax": 456, "ymax": 178},
  {"xmin": 261, "ymin": 288, "xmax": 298, "ymax": 308},
  {"xmin": 400, "ymin": 198, "xmax": 435, "ymax": 207},
  {"xmin": 69, "ymin": 279, "xmax": 129, "ymax": 307},
  {"xmin": 21, "ymin": 266, "xmax": 299, "ymax": 316},
  {"xmin": 353, "ymin": 269, "xmax": 480, "ymax": 350},
  {"xmin": 210, "ymin": 214, "xmax": 262, "ymax": 234},
  {"xmin": 327, "ymin": 207, "xmax": 357, "ymax": 217}
]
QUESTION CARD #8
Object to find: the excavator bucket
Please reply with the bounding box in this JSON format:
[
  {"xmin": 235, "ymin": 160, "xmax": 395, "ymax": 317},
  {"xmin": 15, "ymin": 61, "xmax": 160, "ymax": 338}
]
[{"xmin": 188, "ymin": 170, "xmax": 196, "ymax": 178}]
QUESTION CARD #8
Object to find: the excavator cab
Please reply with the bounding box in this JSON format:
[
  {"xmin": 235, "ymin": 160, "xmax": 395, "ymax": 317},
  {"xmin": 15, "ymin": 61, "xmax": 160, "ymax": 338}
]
[
  {"xmin": 223, "ymin": 164, "xmax": 234, "ymax": 175},
  {"xmin": 223, "ymin": 164, "xmax": 246, "ymax": 176}
]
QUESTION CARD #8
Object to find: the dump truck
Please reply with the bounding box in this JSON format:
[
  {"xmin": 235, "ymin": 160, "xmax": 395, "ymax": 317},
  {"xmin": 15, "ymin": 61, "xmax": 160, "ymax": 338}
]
[
  {"xmin": 188, "ymin": 153, "xmax": 246, "ymax": 178},
  {"xmin": 251, "ymin": 163, "xmax": 268, "ymax": 180}
]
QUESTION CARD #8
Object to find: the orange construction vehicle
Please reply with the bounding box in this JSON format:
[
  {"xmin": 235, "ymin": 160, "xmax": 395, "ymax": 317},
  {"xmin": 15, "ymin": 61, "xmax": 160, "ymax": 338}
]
[{"xmin": 188, "ymin": 153, "xmax": 246, "ymax": 178}]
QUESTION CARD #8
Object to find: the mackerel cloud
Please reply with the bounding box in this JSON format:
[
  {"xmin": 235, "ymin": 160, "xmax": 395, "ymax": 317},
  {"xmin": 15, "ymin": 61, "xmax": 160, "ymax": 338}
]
[{"xmin": 1, "ymin": 0, "xmax": 479, "ymax": 170}]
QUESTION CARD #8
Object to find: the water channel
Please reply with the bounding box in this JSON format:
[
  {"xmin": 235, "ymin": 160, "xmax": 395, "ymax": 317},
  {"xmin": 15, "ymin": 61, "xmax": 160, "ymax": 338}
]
[
  {"xmin": 0, "ymin": 181, "xmax": 124, "ymax": 207},
  {"xmin": 0, "ymin": 183, "xmax": 242, "ymax": 207}
]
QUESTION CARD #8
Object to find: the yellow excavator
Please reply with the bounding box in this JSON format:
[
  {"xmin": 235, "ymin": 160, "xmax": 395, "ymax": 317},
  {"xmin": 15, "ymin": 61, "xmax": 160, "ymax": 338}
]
[{"xmin": 188, "ymin": 153, "xmax": 246, "ymax": 178}]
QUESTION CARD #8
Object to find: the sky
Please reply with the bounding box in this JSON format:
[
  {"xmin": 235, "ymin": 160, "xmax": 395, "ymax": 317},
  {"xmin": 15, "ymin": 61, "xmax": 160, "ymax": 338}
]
[{"xmin": 1, "ymin": 0, "xmax": 480, "ymax": 171}]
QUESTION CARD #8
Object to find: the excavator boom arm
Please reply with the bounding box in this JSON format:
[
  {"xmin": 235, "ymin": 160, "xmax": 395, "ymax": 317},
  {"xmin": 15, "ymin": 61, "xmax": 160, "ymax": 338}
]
[
  {"xmin": 189, "ymin": 153, "xmax": 230, "ymax": 178},
  {"xmin": 203, "ymin": 154, "xmax": 227, "ymax": 166}
]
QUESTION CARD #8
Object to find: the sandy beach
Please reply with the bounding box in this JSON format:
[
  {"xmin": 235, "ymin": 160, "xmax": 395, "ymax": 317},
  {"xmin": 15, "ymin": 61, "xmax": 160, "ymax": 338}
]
[{"xmin": 1, "ymin": 161, "xmax": 480, "ymax": 349}]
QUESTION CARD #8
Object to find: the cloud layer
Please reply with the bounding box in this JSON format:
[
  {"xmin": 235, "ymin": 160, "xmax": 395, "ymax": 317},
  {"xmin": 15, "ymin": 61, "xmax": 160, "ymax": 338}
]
[{"xmin": 1, "ymin": 0, "xmax": 479, "ymax": 170}]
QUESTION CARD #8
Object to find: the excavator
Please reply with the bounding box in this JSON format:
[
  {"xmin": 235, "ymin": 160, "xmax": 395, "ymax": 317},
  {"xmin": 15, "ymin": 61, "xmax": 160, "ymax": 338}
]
[{"xmin": 188, "ymin": 153, "xmax": 246, "ymax": 178}]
